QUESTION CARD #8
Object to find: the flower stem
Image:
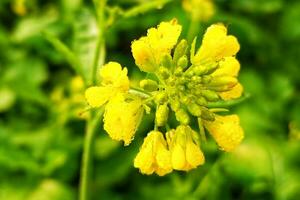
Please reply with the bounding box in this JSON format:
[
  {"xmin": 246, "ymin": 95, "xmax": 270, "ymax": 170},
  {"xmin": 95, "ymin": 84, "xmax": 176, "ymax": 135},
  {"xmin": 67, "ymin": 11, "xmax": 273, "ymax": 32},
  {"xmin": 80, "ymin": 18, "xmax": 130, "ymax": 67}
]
[
  {"xmin": 79, "ymin": 1, "xmax": 107, "ymax": 200},
  {"xmin": 79, "ymin": 110, "xmax": 104, "ymax": 200}
]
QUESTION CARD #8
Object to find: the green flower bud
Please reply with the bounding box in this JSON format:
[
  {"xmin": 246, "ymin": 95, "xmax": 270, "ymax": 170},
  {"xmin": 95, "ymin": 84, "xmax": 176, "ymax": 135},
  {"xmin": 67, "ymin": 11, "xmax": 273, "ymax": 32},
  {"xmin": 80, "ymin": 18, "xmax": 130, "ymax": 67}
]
[
  {"xmin": 193, "ymin": 65, "xmax": 207, "ymax": 75},
  {"xmin": 170, "ymin": 99, "xmax": 180, "ymax": 111},
  {"xmin": 161, "ymin": 54, "xmax": 173, "ymax": 69},
  {"xmin": 177, "ymin": 55, "xmax": 188, "ymax": 69},
  {"xmin": 201, "ymin": 107, "xmax": 215, "ymax": 121},
  {"xmin": 187, "ymin": 103, "xmax": 202, "ymax": 116},
  {"xmin": 202, "ymin": 75, "xmax": 212, "ymax": 84},
  {"xmin": 155, "ymin": 103, "xmax": 169, "ymax": 127},
  {"xmin": 174, "ymin": 67, "xmax": 183, "ymax": 76},
  {"xmin": 173, "ymin": 39, "xmax": 188, "ymax": 64},
  {"xmin": 175, "ymin": 108, "xmax": 190, "ymax": 125},
  {"xmin": 155, "ymin": 91, "xmax": 168, "ymax": 104},
  {"xmin": 139, "ymin": 79, "xmax": 158, "ymax": 92},
  {"xmin": 201, "ymin": 90, "xmax": 219, "ymax": 102},
  {"xmin": 196, "ymin": 97, "xmax": 207, "ymax": 106},
  {"xmin": 158, "ymin": 66, "xmax": 170, "ymax": 79}
]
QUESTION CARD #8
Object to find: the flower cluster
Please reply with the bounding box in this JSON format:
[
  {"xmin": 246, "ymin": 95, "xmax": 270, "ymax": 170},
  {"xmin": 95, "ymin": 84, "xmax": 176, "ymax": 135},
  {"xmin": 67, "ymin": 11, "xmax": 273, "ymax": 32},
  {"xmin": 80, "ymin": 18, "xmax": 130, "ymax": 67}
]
[{"xmin": 85, "ymin": 19, "xmax": 244, "ymax": 176}]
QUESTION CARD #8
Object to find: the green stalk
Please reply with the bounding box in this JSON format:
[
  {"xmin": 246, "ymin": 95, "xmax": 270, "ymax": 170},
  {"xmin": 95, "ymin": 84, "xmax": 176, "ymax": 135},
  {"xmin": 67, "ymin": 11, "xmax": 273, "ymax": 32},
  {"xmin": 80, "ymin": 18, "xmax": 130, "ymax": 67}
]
[
  {"xmin": 79, "ymin": 0, "xmax": 107, "ymax": 200},
  {"xmin": 79, "ymin": 110, "xmax": 104, "ymax": 200}
]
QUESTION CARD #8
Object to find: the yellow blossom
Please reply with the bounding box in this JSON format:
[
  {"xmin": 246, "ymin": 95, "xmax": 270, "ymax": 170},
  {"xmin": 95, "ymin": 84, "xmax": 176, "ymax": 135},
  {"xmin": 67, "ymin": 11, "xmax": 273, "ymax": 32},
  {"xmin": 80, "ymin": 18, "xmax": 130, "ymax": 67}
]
[
  {"xmin": 212, "ymin": 57, "xmax": 243, "ymax": 100},
  {"xmin": 183, "ymin": 0, "xmax": 215, "ymax": 22},
  {"xmin": 219, "ymin": 83, "xmax": 243, "ymax": 100},
  {"xmin": 131, "ymin": 19, "xmax": 182, "ymax": 72},
  {"xmin": 134, "ymin": 131, "xmax": 172, "ymax": 176},
  {"xmin": 193, "ymin": 24, "xmax": 240, "ymax": 65},
  {"xmin": 204, "ymin": 115, "xmax": 244, "ymax": 152},
  {"xmin": 85, "ymin": 62, "xmax": 129, "ymax": 108},
  {"xmin": 104, "ymin": 93, "xmax": 144, "ymax": 146},
  {"xmin": 167, "ymin": 125, "xmax": 205, "ymax": 171}
]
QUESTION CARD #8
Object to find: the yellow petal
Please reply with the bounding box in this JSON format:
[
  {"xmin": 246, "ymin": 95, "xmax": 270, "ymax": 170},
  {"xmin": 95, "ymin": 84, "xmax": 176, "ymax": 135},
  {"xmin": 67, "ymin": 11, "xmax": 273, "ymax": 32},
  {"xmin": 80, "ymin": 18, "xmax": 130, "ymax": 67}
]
[
  {"xmin": 171, "ymin": 144, "xmax": 186, "ymax": 170},
  {"xmin": 186, "ymin": 142, "xmax": 205, "ymax": 168},
  {"xmin": 131, "ymin": 38, "xmax": 157, "ymax": 72},
  {"xmin": 131, "ymin": 19, "xmax": 182, "ymax": 72},
  {"xmin": 204, "ymin": 115, "xmax": 244, "ymax": 152},
  {"xmin": 219, "ymin": 83, "xmax": 243, "ymax": 100},
  {"xmin": 103, "ymin": 94, "xmax": 143, "ymax": 145},
  {"xmin": 134, "ymin": 145, "xmax": 155, "ymax": 175},
  {"xmin": 100, "ymin": 62, "xmax": 129, "ymax": 92},
  {"xmin": 194, "ymin": 24, "xmax": 240, "ymax": 65},
  {"xmin": 213, "ymin": 57, "xmax": 240, "ymax": 77},
  {"xmin": 85, "ymin": 86, "xmax": 113, "ymax": 107}
]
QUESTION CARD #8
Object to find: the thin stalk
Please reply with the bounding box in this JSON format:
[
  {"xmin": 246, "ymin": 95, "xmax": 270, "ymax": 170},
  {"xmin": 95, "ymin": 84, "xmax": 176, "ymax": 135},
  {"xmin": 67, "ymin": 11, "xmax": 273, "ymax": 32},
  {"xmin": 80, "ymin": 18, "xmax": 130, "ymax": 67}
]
[
  {"xmin": 79, "ymin": 0, "xmax": 107, "ymax": 200},
  {"xmin": 187, "ymin": 19, "xmax": 200, "ymax": 43},
  {"xmin": 79, "ymin": 110, "xmax": 104, "ymax": 200}
]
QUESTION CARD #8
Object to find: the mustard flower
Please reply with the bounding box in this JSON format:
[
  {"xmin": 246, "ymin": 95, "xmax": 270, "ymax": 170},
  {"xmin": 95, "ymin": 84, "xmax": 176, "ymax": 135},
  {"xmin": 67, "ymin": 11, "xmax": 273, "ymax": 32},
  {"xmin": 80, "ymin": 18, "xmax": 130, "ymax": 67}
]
[
  {"xmin": 85, "ymin": 19, "xmax": 245, "ymax": 176},
  {"xmin": 167, "ymin": 125, "xmax": 205, "ymax": 171},
  {"xmin": 204, "ymin": 115, "xmax": 244, "ymax": 152},
  {"xmin": 134, "ymin": 131, "xmax": 172, "ymax": 176}
]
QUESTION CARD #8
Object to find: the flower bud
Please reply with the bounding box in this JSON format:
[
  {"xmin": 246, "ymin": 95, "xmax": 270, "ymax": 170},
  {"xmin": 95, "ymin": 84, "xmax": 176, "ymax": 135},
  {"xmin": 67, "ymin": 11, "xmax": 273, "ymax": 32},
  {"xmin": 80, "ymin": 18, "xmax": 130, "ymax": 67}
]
[
  {"xmin": 139, "ymin": 79, "xmax": 158, "ymax": 92},
  {"xmin": 158, "ymin": 67, "xmax": 170, "ymax": 79},
  {"xmin": 201, "ymin": 107, "xmax": 215, "ymax": 121},
  {"xmin": 161, "ymin": 54, "xmax": 173, "ymax": 69},
  {"xmin": 177, "ymin": 55, "xmax": 188, "ymax": 69},
  {"xmin": 156, "ymin": 103, "xmax": 169, "ymax": 127},
  {"xmin": 170, "ymin": 99, "xmax": 180, "ymax": 111},
  {"xmin": 201, "ymin": 90, "xmax": 219, "ymax": 102},
  {"xmin": 173, "ymin": 39, "xmax": 188, "ymax": 64},
  {"xmin": 155, "ymin": 91, "xmax": 168, "ymax": 104},
  {"xmin": 196, "ymin": 97, "xmax": 207, "ymax": 106},
  {"xmin": 187, "ymin": 103, "xmax": 202, "ymax": 116},
  {"xmin": 175, "ymin": 108, "xmax": 190, "ymax": 124}
]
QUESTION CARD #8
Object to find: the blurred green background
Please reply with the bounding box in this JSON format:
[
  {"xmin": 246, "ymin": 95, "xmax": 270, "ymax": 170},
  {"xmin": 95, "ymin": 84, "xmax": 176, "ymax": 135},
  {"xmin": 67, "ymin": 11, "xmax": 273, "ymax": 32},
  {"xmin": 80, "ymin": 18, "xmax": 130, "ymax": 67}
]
[{"xmin": 1, "ymin": 0, "xmax": 300, "ymax": 199}]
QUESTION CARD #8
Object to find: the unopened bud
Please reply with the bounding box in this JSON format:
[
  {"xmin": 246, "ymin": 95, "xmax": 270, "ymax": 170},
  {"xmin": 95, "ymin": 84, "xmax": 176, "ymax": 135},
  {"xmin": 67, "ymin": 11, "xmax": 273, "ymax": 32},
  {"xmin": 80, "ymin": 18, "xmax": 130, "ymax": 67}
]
[
  {"xmin": 201, "ymin": 90, "xmax": 219, "ymax": 102},
  {"xmin": 202, "ymin": 75, "xmax": 212, "ymax": 84},
  {"xmin": 139, "ymin": 79, "xmax": 158, "ymax": 92},
  {"xmin": 201, "ymin": 107, "xmax": 215, "ymax": 121},
  {"xmin": 187, "ymin": 103, "xmax": 202, "ymax": 116},
  {"xmin": 161, "ymin": 54, "xmax": 173, "ymax": 69},
  {"xmin": 173, "ymin": 39, "xmax": 188, "ymax": 64},
  {"xmin": 170, "ymin": 99, "xmax": 180, "ymax": 111},
  {"xmin": 155, "ymin": 91, "xmax": 168, "ymax": 104},
  {"xmin": 175, "ymin": 108, "xmax": 190, "ymax": 125},
  {"xmin": 158, "ymin": 67, "xmax": 170, "ymax": 79},
  {"xmin": 196, "ymin": 97, "xmax": 207, "ymax": 106},
  {"xmin": 155, "ymin": 103, "xmax": 169, "ymax": 126},
  {"xmin": 177, "ymin": 55, "xmax": 188, "ymax": 69}
]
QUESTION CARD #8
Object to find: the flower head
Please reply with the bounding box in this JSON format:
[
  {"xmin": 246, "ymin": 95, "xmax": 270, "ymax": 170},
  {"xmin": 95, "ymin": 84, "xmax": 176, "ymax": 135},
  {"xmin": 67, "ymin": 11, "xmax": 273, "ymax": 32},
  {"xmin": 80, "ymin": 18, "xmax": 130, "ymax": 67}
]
[{"xmin": 84, "ymin": 19, "xmax": 245, "ymax": 176}]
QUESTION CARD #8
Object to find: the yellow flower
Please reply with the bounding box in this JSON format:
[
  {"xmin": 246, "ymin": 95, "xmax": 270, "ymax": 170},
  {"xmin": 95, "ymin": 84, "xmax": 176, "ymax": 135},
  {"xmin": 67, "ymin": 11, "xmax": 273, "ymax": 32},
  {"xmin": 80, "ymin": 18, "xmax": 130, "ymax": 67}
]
[
  {"xmin": 131, "ymin": 19, "xmax": 182, "ymax": 72},
  {"xmin": 212, "ymin": 57, "xmax": 243, "ymax": 100},
  {"xmin": 219, "ymin": 83, "xmax": 243, "ymax": 100},
  {"xmin": 204, "ymin": 114, "xmax": 244, "ymax": 152},
  {"xmin": 104, "ymin": 93, "xmax": 144, "ymax": 146},
  {"xmin": 193, "ymin": 24, "xmax": 240, "ymax": 65},
  {"xmin": 182, "ymin": 0, "xmax": 215, "ymax": 22},
  {"xmin": 85, "ymin": 62, "xmax": 129, "ymax": 107},
  {"xmin": 167, "ymin": 125, "xmax": 205, "ymax": 171},
  {"xmin": 134, "ymin": 131, "xmax": 172, "ymax": 176}
]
